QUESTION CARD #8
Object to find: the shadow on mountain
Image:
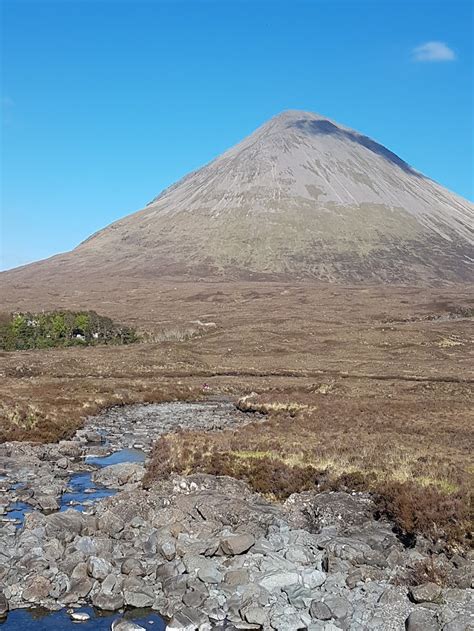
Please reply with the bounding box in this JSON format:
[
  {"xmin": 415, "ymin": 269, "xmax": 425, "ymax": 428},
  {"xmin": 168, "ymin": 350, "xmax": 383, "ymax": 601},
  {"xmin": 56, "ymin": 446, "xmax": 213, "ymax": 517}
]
[{"xmin": 291, "ymin": 118, "xmax": 423, "ymax": 178}]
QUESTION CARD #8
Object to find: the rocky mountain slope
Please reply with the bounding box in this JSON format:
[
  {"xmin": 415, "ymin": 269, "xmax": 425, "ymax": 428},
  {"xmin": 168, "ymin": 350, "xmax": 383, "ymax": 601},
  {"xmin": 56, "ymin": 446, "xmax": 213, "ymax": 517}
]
[{"xmin": 3, "ymin": 110, "xmax": 473, "ymax": 285}]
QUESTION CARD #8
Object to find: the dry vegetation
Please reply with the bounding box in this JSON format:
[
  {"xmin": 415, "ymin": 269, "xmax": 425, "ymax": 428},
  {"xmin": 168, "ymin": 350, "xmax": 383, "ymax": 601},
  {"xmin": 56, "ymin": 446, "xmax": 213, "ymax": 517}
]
[
  {"xmin": 145, "ymin": 380, "xmax": 473, "ymax": 548},
  {"xmin": 0, "ymin": 279, "xmax": 472, "ymax": 546}
]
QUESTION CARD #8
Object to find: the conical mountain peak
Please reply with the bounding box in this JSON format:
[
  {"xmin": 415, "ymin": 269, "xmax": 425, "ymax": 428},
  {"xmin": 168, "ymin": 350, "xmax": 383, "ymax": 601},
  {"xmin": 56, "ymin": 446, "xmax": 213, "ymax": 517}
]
[{"xmin": 4, "ymin": 110, "xmax": 473, "ymax": 285}]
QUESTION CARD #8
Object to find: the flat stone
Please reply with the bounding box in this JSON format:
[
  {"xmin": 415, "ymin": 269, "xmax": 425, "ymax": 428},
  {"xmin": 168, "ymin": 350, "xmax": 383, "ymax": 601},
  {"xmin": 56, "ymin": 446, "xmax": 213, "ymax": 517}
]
[
  {"xmin": 259, "ymin": 570, "xmax": 300, "ymax": 591},
  {"xmin": 299, "ymin": 568, "xmax": 326, "ymax": 588},
  {"xmin": 225, "ymin": 568, "xmax": 250, "ymax": 586},
  {"xmin": 70, "ymin": 611, "xmax": 91, "ymax": 621},
  {"xmin": 220, "ymin": 533, "xmax": 255, "ymax": 555}
]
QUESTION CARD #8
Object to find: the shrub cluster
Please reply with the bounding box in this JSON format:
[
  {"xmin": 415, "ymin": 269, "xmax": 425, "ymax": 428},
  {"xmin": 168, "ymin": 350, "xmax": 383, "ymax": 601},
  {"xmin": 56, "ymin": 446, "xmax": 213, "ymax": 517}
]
[{"xmin": 0, "ymin": 310, "xmax": 138, "ymax": 350}]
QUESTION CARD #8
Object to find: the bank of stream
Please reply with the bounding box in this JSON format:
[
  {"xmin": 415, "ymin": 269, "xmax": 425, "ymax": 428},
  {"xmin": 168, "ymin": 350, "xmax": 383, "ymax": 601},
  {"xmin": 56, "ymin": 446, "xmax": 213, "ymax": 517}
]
[{"xmin": 0, "ymin": 401, "xmax": 472, "ymax": 631}]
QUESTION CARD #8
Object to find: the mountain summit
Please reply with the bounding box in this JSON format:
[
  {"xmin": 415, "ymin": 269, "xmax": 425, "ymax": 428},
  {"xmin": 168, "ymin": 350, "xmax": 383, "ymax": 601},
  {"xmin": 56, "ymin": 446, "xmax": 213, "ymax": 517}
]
[{"xmin": 5, "ymin": 110, "xmax": 474, "ymax": 284}]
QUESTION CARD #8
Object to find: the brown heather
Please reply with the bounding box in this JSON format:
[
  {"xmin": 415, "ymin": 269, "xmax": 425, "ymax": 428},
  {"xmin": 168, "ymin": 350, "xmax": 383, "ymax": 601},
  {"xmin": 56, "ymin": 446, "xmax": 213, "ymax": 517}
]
[{"xmin": 0, "ymin": 280, "xmax": 472, "ymax": 546}]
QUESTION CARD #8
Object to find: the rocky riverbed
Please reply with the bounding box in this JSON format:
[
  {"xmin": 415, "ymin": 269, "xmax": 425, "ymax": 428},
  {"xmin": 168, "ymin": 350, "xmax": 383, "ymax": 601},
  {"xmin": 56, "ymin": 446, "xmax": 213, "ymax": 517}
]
[{"xmin": 0, "ymin": 401, "xmax": 473, "ymax": 630}]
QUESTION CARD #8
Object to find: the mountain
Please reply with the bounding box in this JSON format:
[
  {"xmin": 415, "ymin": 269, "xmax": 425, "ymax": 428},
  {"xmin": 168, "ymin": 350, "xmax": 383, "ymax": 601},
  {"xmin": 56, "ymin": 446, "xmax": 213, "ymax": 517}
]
[{"xmin": 3, "ymin": 110, "xmax": 473, "ymax": 285}]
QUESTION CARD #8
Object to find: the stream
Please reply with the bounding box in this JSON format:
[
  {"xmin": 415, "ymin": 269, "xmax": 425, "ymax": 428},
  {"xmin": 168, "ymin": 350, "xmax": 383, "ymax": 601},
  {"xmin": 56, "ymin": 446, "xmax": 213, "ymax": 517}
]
[{"xmin": 0, "ymin": 400, "xmax": 254, "ymax": 628}]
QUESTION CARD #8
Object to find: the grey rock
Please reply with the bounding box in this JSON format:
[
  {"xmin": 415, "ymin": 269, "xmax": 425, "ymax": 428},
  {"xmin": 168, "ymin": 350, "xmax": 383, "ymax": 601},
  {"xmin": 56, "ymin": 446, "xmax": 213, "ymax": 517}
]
[
  {"xmin": 182, "ymin": 588, "xmax": 207, "ymax": 608},
  {"xmin": 46, "ymin": 509, "xmax": 84, "ymax": 542},
  {"xmin": 0, "ymin": 592, "xmax": 8, "ymax": 617},
  {"xmin": 87, "ymin": 556, "xmax": 113, "ymax": 580},
  {"xmin": 220, "ymin": 534, "xmax": 255, "ymax": 555},
  {"xmin": 92, "ymin": 574, "xmax": 124, "ymax": 611},
  {"xmin": 98, "ymin": 511, "xmax": 125, "ymax": 536},
  {"xmin": 93, "ymin": 463, "xmax": 145, "ymax": 488},
  {"xmin": 310, "ymin": 600, "xmax": 332, "ymax": 621},
  {"xmin": 242, "ymin": 604, "xmax": 269, "ymax": 626},
  {"xmin": 284, "ymin": 584, "xmax": 313, "ymax": 609},
  {"xmin": 442, "ymin": 616, "xmax": 474, "ymax": 631},
  {"xmin": 121, "ymin": 557, "xmax": 145, "ymax": 576},
  {"xmin": 123, "ymin": 577, "xmax": 155, "ymax": 608},
  {"xmin": 198, "ymin": 564, "xmax": 223, "ymax": 585},
  {"xmin": 159, "ymin": 540, "xmax": 177, "ymax": 561},
  {"xmin": 49, "ymin": 572, "xmax": 71, "ymax": 599},
  {"xmin": 36, "ymin": 494, "xmax": 60, "ymax": 512},
  {"xmin": 156, "ymin": 559, "xmax": 186, "ymax": 581},
  {"xmin": 162, "ymin": 575, "xmax": 187, "ymax": 598},
  {"xmin": 410, "ymin": 582, "xmax": 443, "ymax": 604},
  {"xmin": 167, "ymin": 606, "xmax": 208, "ymax": 630},
  {"xmin": 63, "ymin": 577, "xmax": 94, "ymax": 603},
  {"xmin": 58, "ymin": 441, "xmax": 82, "ymax": 457},
  {"xmin": 70, "ymin": 611, "xmax": 91, "ymax": 621},
  {"xmin": 405, "ymin": 609, "xmax": 439, "ymax": 630},
  {"xmin": 324, "ymin": 596, "xmax": 353, "ymax": 621},
  {"xmin": 300, "ymin": 568, "xmax": 326, "ymax": 588},
  {"xmin": 225, "ymin": 568, "xmax": 250, "ymax": 586},
  {"xmin": 259, "ymin": 570, "xmax": 300, "ymax": 591},
  {"xmin": 111, "ymin": 621, "xmax": 146, "ymax": 631},
  {"xmin": 22, "ymin": 576, "xmax": 52, "ymax": 603}
]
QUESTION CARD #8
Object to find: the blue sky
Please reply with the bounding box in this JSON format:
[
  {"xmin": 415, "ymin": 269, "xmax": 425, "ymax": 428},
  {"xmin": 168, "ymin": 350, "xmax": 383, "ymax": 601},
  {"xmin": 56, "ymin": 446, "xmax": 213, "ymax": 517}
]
[{"xmin": 1, "ymin": 0, "xmax": 473, "ymax": 270}]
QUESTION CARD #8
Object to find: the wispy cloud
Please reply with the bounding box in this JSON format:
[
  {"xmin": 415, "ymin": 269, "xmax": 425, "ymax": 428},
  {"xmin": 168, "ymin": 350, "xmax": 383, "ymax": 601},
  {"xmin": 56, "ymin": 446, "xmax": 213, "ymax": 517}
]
[{"xmin": 412, "ymin": 41, "xmax": 456, "ymax": 62}]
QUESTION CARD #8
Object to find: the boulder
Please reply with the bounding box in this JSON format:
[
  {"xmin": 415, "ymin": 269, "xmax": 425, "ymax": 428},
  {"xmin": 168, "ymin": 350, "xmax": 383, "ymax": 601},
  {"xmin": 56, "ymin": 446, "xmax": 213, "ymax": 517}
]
[
  {"xmin": 220, "ymin": 533, "xmax": 255, "ymax": 555},
  {"xmin": 98, "ymin": 511, "xmax": 125, "ymax": 536},
  {"xmin": 93, "ymin": 463, "xmax": 145, "ymax": 488},
  {"xmin": 87, "ymin": 556, "xmax": 113, "ymax": 580},
  {"xmin": 409, "ymin": 582, "xmax": 443, "ymax": 604},
  {"xmin": 167, "ymin": 606, "xmax": 208, "ymax": 630},
  {"xmin": 123, "ymin": 577, "xmax": 155, "ymax": 608},
  {"xmin": 309, "ymin": 599, "xmax": 332, "ymax": 621},
  {"xmin": 22, "ymin": 576, "xmax": 52, "ymax": 603},
  {"xmin": 111, "ymin": 621, "xmax": 146, "ymax": 631},
  {"xmin": 405, "ymin": 609, "xmax": 439, "ymax": 631},
  {"xmin": 121, "ymin": 557, "xmax": 145, "ymax": 576},
  {"xmin": 63, "ymin": 577, "xmax": 94, "ymax": 604},
  {"xmin": 0, "ymin": 592, "xmax": 8, "ymax": 618},
  {"xmin": 92, "ymin": 574, "xmax": 124, "ymax": 611},
  {"xmin": 45, "ymin": 510, "xmax": 84, "ymax": 542},
  {"xmin": 259, "ymin": 570, "xmax": 300, "ymax": 591}
]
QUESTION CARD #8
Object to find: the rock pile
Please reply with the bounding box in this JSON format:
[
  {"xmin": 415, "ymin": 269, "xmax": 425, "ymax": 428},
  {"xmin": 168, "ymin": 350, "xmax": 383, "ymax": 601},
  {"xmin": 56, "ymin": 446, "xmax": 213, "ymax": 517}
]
[{"xmin": 1, "ymin": 473, "xmax": 472, "ymax": 630}]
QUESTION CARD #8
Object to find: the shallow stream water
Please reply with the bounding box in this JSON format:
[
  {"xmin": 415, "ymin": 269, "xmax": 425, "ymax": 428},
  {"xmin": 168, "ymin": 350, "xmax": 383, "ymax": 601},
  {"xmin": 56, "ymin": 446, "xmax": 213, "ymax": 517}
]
[{"xmin": 0, "ymin": 607, "xmax": 165, "ymax": 630}]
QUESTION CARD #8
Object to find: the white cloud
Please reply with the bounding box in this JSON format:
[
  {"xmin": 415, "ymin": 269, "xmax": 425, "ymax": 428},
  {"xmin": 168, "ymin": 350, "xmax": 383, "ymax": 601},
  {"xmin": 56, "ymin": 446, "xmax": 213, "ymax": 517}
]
[{"xmin": 412, "ymin": 41, "xmax": 456, "ymax": 62}]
